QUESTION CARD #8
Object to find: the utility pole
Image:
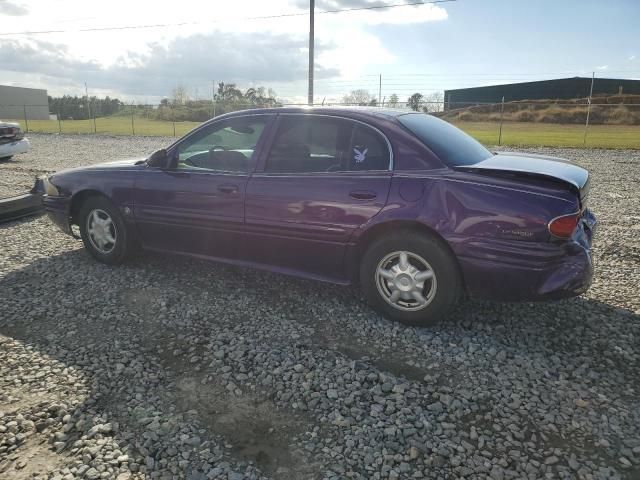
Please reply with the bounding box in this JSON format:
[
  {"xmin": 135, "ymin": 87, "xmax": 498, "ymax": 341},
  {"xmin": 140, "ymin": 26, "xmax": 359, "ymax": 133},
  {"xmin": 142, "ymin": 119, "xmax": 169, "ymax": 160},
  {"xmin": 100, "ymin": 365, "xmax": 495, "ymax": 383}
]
[
  {"xmin": 583, "ymin": 72, "xmax": 595, "ymax": 146},
  {"xmin": 308, "ymin": 0, "xmax": 315, "ymax": 106},
  {"xmin": 85, "ymin": 82, "xmax": 91, "ymax": 121},
  {"xmin": 378, "ymin": 74, "xmax": 382, "ymax": 106}
]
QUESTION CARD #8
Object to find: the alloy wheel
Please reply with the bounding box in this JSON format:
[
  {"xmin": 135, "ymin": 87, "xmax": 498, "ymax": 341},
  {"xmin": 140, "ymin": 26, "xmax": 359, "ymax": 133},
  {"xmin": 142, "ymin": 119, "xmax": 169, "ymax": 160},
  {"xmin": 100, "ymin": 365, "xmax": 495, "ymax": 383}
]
[
  {"xmin": 375, "ymin": 250, "xmax": 437, "ymax": 311},
  {"xmin": 86, "ymin": 208, "xmax": 117, "ymax": 254}
]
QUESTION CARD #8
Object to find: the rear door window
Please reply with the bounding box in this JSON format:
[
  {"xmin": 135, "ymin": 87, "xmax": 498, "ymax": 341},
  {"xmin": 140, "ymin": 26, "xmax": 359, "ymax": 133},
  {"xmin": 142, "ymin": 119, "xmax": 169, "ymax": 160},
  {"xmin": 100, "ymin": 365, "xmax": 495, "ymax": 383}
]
[
  {"xmin": 265, "ymin": 115, "xmax": 351, "ymax": 173},
  {"xmin": 264, "ymin": 115, "xmax": 390, "ymax": 173},
  {"xmin": 347, "ymin": 124, "xmax": 391, "ymax": 171}
]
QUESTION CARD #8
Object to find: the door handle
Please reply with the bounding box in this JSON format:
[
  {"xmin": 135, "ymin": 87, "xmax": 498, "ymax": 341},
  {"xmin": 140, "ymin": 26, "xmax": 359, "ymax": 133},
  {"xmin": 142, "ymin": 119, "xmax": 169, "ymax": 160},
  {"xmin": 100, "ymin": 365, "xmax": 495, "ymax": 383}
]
[
  {"xmin": 349, "ymin": 190, "xmax": 377, "ymax": 200},
  {"xmin": 218, "ymin": 184, "xmax": 239, "ymax": 194}
]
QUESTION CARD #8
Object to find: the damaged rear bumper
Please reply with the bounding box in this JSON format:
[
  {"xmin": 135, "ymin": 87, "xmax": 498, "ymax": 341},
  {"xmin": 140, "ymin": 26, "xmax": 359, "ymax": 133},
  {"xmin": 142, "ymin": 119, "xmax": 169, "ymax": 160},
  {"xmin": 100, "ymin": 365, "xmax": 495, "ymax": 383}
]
[{"xmin": 458, "ymin": 209, "xmax": 596, "ymax": 301}]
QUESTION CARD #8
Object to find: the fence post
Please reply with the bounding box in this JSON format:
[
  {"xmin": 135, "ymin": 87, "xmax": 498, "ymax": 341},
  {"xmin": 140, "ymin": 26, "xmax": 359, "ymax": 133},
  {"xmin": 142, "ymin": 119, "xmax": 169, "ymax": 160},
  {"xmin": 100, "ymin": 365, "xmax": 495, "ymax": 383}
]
[
  {"xmin": 171, "ymin": 105, "xmax": 175, "ymax": 137},
  {"xmin": 58, "ymin": 107, "xmax": 62, "ymax": 134},
  {"xmin": 498, "ymin": 96, "xmax": 505, "ymax": 145},
  {"xmin": 93, "ymin": 112, "xmax": 97, "ymax": 134},
  {"xmin": 131, "ymin": 105, "xmax": 135, "ymax": 136},
  {"xmin": 583, "ymin": 71, "xmax": 595, "ymax": 146},
  {"xmin": 23, "ymin": 105, "xmax": 29, "ymax": 133}
]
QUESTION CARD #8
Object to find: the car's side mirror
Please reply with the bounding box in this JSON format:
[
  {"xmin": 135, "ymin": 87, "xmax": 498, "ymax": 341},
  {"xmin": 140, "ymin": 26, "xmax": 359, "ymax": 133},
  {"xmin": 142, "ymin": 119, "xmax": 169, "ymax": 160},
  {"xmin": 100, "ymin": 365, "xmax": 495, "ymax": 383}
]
[{"xmin": 147, "ymin": 149, "xmax": 174, "ymax": 169}]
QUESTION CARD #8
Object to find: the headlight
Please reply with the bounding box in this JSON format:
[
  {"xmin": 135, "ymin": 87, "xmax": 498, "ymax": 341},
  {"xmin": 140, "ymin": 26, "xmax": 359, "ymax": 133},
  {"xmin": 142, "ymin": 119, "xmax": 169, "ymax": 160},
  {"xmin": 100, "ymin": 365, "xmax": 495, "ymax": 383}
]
[{"xmin": 42, "ymin": 176, "xmax": 60, "ymax": 196}]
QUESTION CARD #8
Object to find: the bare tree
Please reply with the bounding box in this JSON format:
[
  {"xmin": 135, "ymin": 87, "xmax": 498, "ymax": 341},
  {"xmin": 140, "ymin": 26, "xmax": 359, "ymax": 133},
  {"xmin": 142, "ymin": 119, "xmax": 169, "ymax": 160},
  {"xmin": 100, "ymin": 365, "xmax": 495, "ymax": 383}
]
[
  {"xmin": 422, "ymin": 91, "xmax": 444, "ymax": 113},
  {"xmin": 387, "ymin": 93, "xmax": 400, "ymax": 108},
  {"xmin": 343, "ymin": 89, "xmax": 372, "ymax": 106},
  {"xmin": 172, "ymin": 84, "xmax": 190, "ymax": 105}
]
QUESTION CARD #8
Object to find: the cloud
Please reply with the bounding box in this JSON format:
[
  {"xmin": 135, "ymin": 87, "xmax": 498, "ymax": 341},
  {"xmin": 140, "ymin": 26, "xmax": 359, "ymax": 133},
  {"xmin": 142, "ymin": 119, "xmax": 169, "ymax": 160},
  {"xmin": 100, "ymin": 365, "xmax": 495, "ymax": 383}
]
[
  {"xmin": 0, "ymin": 0, "xmax": 28, "ymax": 15},
  {"xmin": 630, "ymin": 55, "xmax": 636, "ymax": 61},
  {"xmin": 596, "ymin": 65, "xmax": 608, "ymax": 70},
  {"xmin": 293, "ymin": 0, "xmax": 448, "ymax": 24},
  {"xmin": 0, "ymin": 33, "xmax": 339, "ymax": 98}
]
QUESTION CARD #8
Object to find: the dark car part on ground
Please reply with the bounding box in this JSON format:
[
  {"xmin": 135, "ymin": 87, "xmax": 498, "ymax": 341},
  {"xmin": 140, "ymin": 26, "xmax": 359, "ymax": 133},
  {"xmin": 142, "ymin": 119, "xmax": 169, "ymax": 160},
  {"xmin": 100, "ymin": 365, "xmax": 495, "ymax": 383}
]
[{"xmin": 0, "ymin": 178, "xmax": 44, "ymax": 223}]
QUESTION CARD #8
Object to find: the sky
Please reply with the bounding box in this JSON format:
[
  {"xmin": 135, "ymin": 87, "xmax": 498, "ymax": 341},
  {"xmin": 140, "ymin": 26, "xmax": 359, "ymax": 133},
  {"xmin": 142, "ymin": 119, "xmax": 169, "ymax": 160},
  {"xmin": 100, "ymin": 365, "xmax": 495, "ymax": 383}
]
[{"xmin": 0, "ymin": 0, "xmax": 638, "ymax": 104}]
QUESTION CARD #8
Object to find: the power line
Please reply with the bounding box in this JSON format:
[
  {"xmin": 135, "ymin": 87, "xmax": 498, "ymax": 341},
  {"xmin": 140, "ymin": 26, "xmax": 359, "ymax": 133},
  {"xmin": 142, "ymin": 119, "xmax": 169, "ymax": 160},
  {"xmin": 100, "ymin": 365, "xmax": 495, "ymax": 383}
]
[{"xmin": 0, "ymin": 0, "xmax": 455, "ymax": 36}]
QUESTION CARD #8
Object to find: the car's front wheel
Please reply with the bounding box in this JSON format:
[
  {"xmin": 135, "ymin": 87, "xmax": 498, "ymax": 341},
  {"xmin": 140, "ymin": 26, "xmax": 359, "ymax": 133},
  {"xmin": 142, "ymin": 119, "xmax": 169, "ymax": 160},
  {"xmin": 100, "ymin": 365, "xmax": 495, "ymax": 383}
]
[
  {"xmin": 78, "ymin": 196, "xmax": 132, "ymax": 265},
  {"xmin": 360, "ymin": 231, "xmax": 462, "ymax": 326}
]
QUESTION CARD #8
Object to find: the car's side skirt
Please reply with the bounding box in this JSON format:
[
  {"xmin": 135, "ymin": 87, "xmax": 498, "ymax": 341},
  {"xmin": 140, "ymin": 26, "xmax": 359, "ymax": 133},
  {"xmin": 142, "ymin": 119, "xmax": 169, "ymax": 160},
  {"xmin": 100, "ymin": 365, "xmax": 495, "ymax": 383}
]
[{"xmin": 143, "ymin": 246, "xmax": 353, "ymax": 286}]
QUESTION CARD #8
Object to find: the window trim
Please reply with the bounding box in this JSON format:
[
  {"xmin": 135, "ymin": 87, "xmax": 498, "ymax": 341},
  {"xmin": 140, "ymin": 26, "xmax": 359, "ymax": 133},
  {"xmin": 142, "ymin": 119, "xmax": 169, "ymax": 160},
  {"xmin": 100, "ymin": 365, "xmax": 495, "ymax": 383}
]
[
  {"xmin": 166, "ymin": 113, "xmax": 274, "ymax": 174},
  {"xmin": 258, "ymin": 113, "xmax": 393, "ymax": 174}
]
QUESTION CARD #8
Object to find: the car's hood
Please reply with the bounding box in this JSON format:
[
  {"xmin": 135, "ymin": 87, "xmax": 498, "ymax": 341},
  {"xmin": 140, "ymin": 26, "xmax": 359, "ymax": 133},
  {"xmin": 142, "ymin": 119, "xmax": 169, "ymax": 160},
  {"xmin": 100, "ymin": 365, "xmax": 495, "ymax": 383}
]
[
  {"xmin": 62, "ymin": 157, "xmax": 146, "ymax": 173},
  {"xmin": 453, "ymin": 152, "xmax": 589, "ymax": 191},
  {"xmin": 86, "ymin": 158, "xmax": 146, "ymax": 169}
]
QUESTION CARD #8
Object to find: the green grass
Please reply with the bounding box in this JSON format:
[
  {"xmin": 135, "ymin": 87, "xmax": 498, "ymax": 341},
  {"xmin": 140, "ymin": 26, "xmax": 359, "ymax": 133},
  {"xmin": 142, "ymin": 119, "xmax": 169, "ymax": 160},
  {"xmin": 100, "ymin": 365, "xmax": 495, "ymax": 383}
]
[
  {"xmin": 453, "ymin": 121, "xmax": 640, "ymax": 149},
  {"xmin": 17, "ymin": 117, "xmax": 200, "ymax": 138},
  {"xmin": 12, "ymin": 116, "xmax": 640, "ymax": 149}
]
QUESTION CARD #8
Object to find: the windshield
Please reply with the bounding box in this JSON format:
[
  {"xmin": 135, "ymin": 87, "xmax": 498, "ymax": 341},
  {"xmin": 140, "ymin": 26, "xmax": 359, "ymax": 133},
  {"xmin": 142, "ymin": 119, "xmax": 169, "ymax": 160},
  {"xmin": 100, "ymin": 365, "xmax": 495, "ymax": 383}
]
[{"xmin": 398, "ymin": 113, "xmax": 492, "ymax": 167}]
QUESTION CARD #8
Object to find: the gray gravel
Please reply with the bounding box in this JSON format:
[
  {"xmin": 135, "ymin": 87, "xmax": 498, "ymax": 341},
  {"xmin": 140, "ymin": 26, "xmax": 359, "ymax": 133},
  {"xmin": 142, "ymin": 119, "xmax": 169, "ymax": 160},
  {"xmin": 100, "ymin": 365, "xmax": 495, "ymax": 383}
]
[
  {"xmin": 0, "ymin": 134, "xmax": 171, "ymax": 198},
  {"xmin": 1, "ymin": 134, "xmax": 639, "ymax": 479}
]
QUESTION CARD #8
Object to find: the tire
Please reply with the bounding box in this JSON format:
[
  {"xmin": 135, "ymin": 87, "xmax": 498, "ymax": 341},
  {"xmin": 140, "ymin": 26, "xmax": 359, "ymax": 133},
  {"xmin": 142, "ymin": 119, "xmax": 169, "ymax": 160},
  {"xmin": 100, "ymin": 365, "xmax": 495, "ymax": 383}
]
[
  {"xmin": 360, "ymin": 231, "xmax": 462, "ymax": 326},
  {"xmin": 78, "ymin": 196, "xmax": 132, "ymax": 265}
]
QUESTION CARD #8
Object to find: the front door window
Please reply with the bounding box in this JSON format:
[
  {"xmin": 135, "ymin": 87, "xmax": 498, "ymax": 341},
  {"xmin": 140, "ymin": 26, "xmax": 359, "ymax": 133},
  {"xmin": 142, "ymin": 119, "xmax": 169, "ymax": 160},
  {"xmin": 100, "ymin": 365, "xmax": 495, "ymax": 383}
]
[{"xmin": 177, "ymin": 116, "xmax": 268, "ymax": 172}]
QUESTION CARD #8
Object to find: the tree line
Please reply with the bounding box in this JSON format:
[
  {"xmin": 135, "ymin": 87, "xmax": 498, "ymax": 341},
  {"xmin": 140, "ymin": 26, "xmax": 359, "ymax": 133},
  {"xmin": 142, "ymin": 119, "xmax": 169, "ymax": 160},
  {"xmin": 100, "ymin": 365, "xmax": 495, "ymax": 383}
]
[
  {"xmin": 48, "ymin": 95, "xmax": 124, "ymax": 120},
  {"xmin": 47, "ymin": 86, "xmax": 445, "ymax": 122},
  {"xmin": 47, "ymin": 83, "xmax": 281, "ymax": 122},
  {"xmin": 153, "ymin": 82, "xmax": 281, "ymax": 122},
  {"xmin": 341, "ymin": 89, "xmax": 444, "ymax": 112}
]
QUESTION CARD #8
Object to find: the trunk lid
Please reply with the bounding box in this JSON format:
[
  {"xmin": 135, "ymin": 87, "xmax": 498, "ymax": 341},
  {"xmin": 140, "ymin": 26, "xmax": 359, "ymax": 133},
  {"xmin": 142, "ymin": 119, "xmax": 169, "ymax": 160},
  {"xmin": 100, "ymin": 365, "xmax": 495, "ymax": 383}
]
[{"xmin": 453, "ymin": 152, "xmax": 590, "ymax": 207}]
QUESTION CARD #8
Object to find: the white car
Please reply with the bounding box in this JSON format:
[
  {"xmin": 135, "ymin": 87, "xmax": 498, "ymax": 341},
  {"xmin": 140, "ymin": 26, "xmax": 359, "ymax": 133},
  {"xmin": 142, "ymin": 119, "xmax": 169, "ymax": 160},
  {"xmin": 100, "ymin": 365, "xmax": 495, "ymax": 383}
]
[{"xmin": 0, "ymin": 121, "xmax": 31, "ymax": 160}]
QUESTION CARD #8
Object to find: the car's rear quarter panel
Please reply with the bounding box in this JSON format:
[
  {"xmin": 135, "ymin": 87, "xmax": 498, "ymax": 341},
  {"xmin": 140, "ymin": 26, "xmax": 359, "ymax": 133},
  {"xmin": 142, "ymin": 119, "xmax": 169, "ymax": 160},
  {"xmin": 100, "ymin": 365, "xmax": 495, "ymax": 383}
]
[{"xmin": 350, "ymin": 165, "xmax": 585, "ymax": 300}]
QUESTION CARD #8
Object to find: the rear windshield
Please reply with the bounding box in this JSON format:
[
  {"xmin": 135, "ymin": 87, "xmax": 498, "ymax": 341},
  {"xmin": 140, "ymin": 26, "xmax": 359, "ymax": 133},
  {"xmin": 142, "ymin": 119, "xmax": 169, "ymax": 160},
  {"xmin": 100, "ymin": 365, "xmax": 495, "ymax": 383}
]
[{"xmin": 398, "ymin": 113, "xmax": 492, "ymax": 166}]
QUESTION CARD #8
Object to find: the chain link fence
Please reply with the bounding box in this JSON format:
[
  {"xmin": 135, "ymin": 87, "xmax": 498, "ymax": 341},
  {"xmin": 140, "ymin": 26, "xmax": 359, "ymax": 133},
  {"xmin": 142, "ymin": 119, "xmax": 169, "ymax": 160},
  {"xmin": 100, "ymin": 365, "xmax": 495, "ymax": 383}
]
[{"xmin": 2, "ymin": 99, "xmax": 640, "ymax": 148}]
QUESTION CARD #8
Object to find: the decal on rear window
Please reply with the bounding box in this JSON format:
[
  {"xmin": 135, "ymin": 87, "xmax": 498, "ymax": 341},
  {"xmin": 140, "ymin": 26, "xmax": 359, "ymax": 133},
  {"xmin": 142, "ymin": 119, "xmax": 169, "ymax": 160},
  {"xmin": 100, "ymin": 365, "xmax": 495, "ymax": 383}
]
[{"xmin": 353, "ymin": 147, "xmax": 368, "ymax": 163}]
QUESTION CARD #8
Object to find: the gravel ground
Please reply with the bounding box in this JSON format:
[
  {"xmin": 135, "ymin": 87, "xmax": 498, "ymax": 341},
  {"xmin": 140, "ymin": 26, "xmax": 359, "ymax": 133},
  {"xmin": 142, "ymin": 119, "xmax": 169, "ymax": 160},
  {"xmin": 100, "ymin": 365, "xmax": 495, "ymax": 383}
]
[
  {"xmin": 1, "ymin": 134, "xmax": 639, "ymax": 480},
  {"xmin": 0, "ymin": 134, "xmax": 172, "ymax": 198}
]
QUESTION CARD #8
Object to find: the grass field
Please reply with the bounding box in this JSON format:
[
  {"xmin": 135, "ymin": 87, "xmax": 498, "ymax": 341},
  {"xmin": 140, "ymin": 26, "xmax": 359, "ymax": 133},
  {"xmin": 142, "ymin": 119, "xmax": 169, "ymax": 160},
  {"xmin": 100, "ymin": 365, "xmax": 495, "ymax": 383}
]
[
  {"xmin": 16, "ymin": 117, "xmax": 201, "ymax": 138},
  {"xmin": 453, "ymin": 121, "xmax": 640, "ymax": 149},
  {"xmin": 10, "ymin": 116, "xmax": 640, "ymax": 149}
]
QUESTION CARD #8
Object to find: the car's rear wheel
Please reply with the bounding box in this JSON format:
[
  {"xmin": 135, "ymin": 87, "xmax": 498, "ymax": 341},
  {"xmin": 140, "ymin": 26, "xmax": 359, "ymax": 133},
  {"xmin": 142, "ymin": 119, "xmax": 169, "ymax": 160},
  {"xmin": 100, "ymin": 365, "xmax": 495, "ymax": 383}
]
[
  {"xmin": 360, "ymin": 231, "xmax": 462, "ymax": 326},
  {"xmin": 78, "ymin": 196, "xmax": 131, "ymax": 265}
]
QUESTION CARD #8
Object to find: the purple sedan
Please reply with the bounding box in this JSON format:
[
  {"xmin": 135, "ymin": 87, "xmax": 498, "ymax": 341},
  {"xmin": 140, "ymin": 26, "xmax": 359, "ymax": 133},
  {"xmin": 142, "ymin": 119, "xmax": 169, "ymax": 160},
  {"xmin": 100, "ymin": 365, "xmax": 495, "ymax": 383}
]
[{"xmin": 42, "ymin": 107, "xmax": 596, "ymax": 325}]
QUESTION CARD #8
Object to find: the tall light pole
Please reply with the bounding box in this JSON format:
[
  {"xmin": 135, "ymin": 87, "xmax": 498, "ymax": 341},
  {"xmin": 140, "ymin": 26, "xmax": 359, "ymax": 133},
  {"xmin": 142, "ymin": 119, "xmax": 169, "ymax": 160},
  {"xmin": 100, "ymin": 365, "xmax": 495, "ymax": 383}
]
[{"xmin": 308, "ymin": 0, "xmax": 315, "ymax": 106}]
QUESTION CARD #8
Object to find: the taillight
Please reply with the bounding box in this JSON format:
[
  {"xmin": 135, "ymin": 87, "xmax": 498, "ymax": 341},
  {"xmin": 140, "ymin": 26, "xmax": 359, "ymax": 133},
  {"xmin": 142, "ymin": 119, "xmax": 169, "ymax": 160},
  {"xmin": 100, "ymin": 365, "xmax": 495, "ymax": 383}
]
[{"xmin": 548, "ymin": 212, "xmax": 581, "ymax": 238}]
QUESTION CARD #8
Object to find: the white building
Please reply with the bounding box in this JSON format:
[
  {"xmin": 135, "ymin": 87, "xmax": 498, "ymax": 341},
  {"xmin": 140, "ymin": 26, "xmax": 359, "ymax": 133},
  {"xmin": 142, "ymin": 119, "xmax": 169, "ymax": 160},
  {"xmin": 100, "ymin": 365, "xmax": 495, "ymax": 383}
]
[{"xmin": 0, "ymin": 85, "xmax": 49, "ymax": 120}]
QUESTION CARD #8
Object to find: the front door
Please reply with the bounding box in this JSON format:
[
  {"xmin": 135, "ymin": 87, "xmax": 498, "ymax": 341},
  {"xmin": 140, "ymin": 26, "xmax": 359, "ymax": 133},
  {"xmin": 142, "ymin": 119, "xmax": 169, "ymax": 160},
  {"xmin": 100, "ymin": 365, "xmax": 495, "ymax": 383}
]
[
  {"xmin": 134, "ymin": 115, "xmax": 271, "ymax": 258},
  {"xmin": 244, "ymin": 114, "xmax": 393, "ymax": 280}
]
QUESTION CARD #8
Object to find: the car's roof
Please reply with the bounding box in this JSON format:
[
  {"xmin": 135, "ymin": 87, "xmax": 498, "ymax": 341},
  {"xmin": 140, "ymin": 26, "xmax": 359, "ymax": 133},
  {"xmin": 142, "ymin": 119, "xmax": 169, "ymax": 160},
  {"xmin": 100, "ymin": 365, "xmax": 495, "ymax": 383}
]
[{"xmin": 221, "ymin": 106, "xmax": 411, "ymax": 120}]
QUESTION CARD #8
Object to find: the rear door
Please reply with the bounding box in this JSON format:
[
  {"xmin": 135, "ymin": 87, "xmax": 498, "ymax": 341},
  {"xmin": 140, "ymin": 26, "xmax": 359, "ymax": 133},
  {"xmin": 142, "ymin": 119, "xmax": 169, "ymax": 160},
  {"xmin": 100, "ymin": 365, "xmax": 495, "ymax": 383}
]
[
  {"xmin": 134, "ymin": 114, "xmax": 271, "ymax": 258},
  {"xmin": 243, "ymin": 114, "xmax": 392, "ymax": 280}
]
